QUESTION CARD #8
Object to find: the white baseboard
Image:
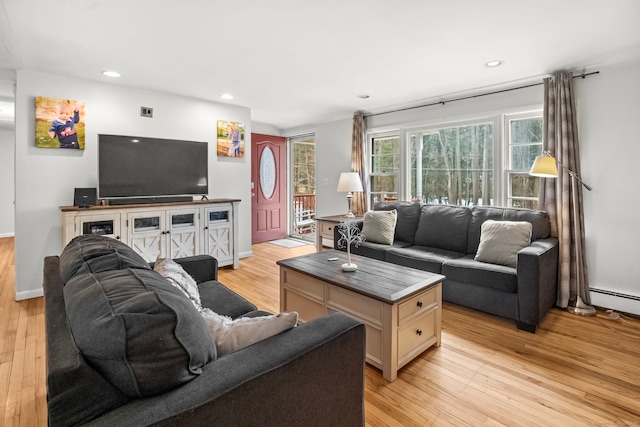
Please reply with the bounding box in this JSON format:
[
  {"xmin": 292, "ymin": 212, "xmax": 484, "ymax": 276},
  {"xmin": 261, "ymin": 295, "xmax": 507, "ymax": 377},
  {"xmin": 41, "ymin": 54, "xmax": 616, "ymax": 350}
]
[
  {"xmin": 239, "ymin": 250, "xmax": 253, "ymax": 259},
  {"xmin": 15, "ymin": 287, "xmax": 44, "ymax": 301},
  {"xmin": 590, "ymin": 290, "xmax": 640, "ymax": 316},
  {"xmin": 0, "ymin": 232, "xmax": 15, "ymax": 238}
]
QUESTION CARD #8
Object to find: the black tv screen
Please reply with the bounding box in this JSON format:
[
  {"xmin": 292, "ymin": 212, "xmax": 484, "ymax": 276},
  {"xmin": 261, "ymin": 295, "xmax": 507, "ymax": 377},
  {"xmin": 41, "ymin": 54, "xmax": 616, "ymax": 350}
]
[{"xmin": 98, "ymin": 134, "xmax": 208, "ymax": 200}]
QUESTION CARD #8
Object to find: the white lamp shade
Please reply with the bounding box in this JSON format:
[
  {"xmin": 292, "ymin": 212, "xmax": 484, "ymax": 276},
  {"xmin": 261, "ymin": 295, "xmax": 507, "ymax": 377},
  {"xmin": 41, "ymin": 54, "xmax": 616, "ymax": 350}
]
[
  {"xmin": 337, "ymin": 172, "xmax": 363, "ymax": 192},
  {"xmin": 529, "ymin": 155, "xmax": 558, "ymax": 178}
]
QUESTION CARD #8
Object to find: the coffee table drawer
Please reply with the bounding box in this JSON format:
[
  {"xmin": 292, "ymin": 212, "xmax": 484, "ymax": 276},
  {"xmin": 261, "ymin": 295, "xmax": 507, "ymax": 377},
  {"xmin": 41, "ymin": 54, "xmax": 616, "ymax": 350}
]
[
  {"xmin": 398, "ymin": 286, "xmax": 438, "ymax": 324},
  {"xmin": 398, "ymin": 309, "xmax": 436, "ymax": 361}
]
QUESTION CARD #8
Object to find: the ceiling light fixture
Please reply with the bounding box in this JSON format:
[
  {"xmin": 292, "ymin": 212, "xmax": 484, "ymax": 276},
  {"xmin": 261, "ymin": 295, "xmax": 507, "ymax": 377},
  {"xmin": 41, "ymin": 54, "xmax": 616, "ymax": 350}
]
[
  {"xmin": 102, "ymin": 70, "xmax": 121, "ymax": 78},
  {"xmin": 221, "ymin": 94, "xmax": 234, "ymax": 100},
  {"xmin": 357, "ymin": 94, "xmax": 370, "ymax": 99},
  {"xmin": 485, "ymin": 60, "xmax": 502, "ymax": 68}
]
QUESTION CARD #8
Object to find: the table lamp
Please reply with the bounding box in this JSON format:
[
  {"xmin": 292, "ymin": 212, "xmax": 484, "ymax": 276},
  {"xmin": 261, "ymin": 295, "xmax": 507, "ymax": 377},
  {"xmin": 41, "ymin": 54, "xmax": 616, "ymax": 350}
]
[{"xmin": 337, "ymin": 172, "xmax": 363, "ymax": 217}]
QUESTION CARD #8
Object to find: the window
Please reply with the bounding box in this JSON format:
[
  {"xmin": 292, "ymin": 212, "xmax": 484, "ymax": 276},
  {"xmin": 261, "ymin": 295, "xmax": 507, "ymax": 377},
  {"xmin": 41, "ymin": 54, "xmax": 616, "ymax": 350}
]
[
  {"xmin": 367, "ymin": 109, "xmax": 543, "ymax": 210},
  {"xmin": 409, "ymin": 121, "xmax": 494, "ymax": 206},
  {"xmin": 369, "ymin": 135, "xmax": 400, "ymax": 207},
  {"xmin": 506, "ymin": 114, "xmax": 543, "ymax": 209}
]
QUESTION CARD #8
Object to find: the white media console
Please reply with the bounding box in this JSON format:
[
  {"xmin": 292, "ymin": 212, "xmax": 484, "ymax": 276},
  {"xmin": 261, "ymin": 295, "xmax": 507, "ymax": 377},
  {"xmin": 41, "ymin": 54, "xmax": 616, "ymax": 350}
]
[{"xmin": 60, "ymin": 199, "xmax": 240, "ymax": 268}]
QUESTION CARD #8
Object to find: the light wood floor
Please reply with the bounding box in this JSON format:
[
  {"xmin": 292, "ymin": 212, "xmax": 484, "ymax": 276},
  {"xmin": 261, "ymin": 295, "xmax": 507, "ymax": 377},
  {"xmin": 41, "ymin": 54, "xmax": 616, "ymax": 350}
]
[{"xmin": 1, "ymin": 237, "xmax": 639, "ymax": 426}]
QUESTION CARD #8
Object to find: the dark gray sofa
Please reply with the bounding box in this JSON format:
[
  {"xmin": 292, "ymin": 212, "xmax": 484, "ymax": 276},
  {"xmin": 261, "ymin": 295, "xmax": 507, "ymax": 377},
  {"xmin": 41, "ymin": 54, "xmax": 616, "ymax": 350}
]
[
  {"xmin": 43, "ymin": 235, "xmax": 366, "ymax": 426},
  {"xmin": 335, "ymin": 202, "xmax": 558, "ymax": 332}
]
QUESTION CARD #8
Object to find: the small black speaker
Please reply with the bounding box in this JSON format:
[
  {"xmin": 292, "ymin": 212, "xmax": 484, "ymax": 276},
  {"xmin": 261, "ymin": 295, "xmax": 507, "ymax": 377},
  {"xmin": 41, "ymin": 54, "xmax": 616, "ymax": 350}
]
[{"xmin": 74, "ymin": 188, "xmax": 97, "ymax": 208}]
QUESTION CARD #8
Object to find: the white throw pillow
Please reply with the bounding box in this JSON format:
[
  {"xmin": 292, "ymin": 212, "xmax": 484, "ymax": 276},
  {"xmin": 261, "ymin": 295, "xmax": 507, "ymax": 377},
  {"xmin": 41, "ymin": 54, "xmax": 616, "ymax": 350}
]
[
  {"xmin": 154, "ymin": 257, "xmax": 201, "ymax": 308},
  {"xmin": 361, "ymin": 209, "xmax": 397, "ymax": 245},
  {"xmin": 154, "ymin": 257, "xmax": 298, "ymax": 356},
  {"xmin": 201, "ymin": 309, "xmax": 298, "ymax": 356},
  {"xmin": 474, "ymin": 220, "xmax": 532, "ymax": 267}
]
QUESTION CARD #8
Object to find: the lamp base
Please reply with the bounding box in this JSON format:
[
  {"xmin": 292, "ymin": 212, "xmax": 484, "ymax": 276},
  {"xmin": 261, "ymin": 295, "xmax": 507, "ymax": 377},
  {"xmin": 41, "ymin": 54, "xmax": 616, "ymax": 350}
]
[
  {"xmin": 344, "ymin": 211, "xmax": 355, "ymax": 218},
  {"xmin": 341, "ymin": 262, "xmax": 357, "ymax": 272},
  {"xmin": 567, "ymin": 296, "xmax": 597, "ymax": 317}
]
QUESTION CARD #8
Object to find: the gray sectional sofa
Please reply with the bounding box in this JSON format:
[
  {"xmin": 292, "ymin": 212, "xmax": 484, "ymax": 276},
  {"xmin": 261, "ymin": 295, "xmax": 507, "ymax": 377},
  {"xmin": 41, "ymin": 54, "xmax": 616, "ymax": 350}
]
[
  {"xmin": 43, "ymin": 235, "xmax": 366, "ymax": 426},
  {"xmin": 335, "ymin": 202, "xmax": 559, "ymax": 332}
]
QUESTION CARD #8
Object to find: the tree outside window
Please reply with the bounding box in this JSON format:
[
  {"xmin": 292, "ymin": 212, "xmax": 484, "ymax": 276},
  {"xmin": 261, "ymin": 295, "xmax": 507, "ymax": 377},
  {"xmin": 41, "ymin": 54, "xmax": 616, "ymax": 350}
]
[{"xmin": 409, "ymin": 122, "xmax": 494, "ymax": 206}]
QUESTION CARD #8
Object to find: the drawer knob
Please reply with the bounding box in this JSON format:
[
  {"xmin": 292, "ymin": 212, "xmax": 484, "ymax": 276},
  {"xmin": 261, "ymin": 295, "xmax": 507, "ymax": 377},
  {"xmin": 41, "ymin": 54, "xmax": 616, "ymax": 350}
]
[
  {"xmin": 416, "ymin": 329, "xmax": 423, "ymax": 336},
  {"xmin": 416, "ymin": 301, "xmax": 423, "ymax": 308}
]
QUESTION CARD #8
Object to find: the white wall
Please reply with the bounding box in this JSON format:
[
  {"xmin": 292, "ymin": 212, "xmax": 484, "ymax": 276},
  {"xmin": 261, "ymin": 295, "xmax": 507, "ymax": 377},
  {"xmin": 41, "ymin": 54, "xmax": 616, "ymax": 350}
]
[
  {"xmin": 0, "ymin": 129, "xmax": 15, "ymax": 237},
  {"xmin": 14, "ymin": 70, "xmax": 252, "ymax": 300},
  {"xmin": 313, "ymin": 119, "xmax": 354, "ymax": 218},
  {"xmin": 577, "ymin": 58, "xmax": 640, "ymax": 314}
]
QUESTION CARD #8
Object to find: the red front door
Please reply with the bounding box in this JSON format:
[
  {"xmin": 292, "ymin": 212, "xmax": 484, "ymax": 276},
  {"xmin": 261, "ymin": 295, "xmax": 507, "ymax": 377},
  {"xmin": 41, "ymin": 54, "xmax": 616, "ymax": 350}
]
[{"xmin": 251, "ymin": 133, "xmax": 287, "ymax": 243}]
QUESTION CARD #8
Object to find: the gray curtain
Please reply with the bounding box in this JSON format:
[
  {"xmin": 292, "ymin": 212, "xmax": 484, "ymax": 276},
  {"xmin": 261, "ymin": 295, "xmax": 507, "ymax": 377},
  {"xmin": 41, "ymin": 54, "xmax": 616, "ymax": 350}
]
[
  {"xmin": 539, "ymin": 72, "xmax": 591, "ymax": 308},
  {"xmin": 351, "ymin": 111, "xmax": 367, "ymax": 216}
]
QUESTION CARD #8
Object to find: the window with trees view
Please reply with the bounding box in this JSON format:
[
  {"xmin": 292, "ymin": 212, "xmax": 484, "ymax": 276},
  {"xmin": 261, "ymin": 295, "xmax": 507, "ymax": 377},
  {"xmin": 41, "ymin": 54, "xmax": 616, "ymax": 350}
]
[
  {"xmin": 506, "ymin": 114, "xmax": 543, "ymax": 209},
  {"xmin": 409, "ymin": 122, "xmax": 494, "ymax": 206},
  {"xmin": 369, "ymin": 135, "xmax": 400, "ymax": 206},
  {"xmin": 367, "ymin": 110, "xmax": 542, "ymax": 210}
]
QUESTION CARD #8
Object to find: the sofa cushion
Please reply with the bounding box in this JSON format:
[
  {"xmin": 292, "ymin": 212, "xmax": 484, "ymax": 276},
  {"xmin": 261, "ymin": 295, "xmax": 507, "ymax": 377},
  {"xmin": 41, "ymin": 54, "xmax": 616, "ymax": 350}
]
[
  {"xmin": 59, "ymin": 234, "xmax": 150, "ymax": 284},
  {"xmin": 475, "ymin": 220, "xmax": 532, "ymax": 267},
  {"xmin": 361, "ymin": 209, "xmax": 397, "ymax": 244},
  {"xmin": 386, "ymin": 245, "xmax": 465, "ymax": 274},
  {"xmin": 413, "ymin": 205, "xmax": 471, "ymax": 254},
  {"xmin": 442, "ymin": 255, "xmax": 517, "ymax": 294},
  {"xmin": 198, "ymin": 280, "xmax": 258, "ymax": 319},
  {"xmin": 63, "ymin": 268, "xmax": 217, "ymax": 398},
  {"xmin": 467, "ymin": 206, "xmax": 551, "ymax": 254},
  {"xmin": 373, "ymin": 201, "xmax": 421, "ymax": 244},
  {"xmin": 351, "ymin": 240, "xmax": 412, "ymax": 261}
]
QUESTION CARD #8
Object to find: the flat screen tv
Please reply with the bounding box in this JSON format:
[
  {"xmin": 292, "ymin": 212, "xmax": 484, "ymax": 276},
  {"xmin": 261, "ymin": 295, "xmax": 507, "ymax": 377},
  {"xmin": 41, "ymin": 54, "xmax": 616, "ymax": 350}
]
[{"xmin": 98, "ymin": 134, "xmax": 208, "ymax": 203}]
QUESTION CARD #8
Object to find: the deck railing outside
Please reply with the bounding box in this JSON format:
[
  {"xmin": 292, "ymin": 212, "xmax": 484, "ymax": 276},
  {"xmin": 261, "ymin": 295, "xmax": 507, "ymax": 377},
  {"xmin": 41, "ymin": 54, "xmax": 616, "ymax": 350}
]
[{"xmin": 293, "ymin": 194, "xmax": 316, "ymax": 234}]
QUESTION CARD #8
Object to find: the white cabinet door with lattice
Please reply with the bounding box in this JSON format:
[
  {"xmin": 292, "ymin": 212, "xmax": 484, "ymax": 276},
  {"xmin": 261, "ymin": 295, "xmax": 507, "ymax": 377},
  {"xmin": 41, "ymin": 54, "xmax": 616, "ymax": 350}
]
[
  {"xmin": 127, "ymin": 211, "xmax": 165, "ymax": 262},
  {"xmin": 168, "ymin": 208, "xmax": 200, "ymax": 259},
  {"xmin": 204, "ymin": 205, "xmax": 233, "ymax": 266}
]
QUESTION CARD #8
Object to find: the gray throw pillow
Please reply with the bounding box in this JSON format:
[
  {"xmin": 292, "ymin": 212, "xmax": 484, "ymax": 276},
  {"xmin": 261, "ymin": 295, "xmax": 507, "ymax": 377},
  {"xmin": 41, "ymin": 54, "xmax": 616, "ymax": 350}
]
[
  {"xmin": 361, "ymin": 210, "xmax": 397, "ymax": 245},
  {"xmin": 474, "ymin": 220, "xmax": 532, "ymax": 267},
  {"xmin": 63, "ymin": 268, "xmax": 217, "ymax": 397}
]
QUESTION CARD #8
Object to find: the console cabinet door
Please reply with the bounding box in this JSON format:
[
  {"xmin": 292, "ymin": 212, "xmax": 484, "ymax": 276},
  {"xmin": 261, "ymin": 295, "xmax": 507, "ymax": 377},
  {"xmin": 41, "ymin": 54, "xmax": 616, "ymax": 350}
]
[
  {"xmin": 127, "ymin": 211, "xmax": 165, "ymax": 262},
  {"xmin": 167, "ymin": 208, "xmax": 200, "ymax": 259},
  {"xmin": 203, "ymin": 204, "xmax": 233, "ymax": 266}
]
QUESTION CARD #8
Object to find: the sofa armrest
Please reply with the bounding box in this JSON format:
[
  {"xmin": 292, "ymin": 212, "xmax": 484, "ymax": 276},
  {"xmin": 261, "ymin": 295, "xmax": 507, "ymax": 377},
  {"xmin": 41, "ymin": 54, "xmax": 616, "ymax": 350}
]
[
  {"xmin": 333, "ymin": 219, "xmax": 364, "ymax": 250},
  {"xmin": 516, "ymin": 237, "xmax": 559, "ymax": 330},
  {"xmin": 173, "ymin": 255, "xmax": 218, "ymax": 283},
  {"xmin": 83, "ymin": 312, "xmax": 366, "ymax": 427}
]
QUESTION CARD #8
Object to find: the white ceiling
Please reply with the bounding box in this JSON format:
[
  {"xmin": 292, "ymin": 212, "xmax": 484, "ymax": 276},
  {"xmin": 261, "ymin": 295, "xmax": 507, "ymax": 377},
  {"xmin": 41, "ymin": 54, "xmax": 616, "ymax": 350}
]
[{"xmin": 1, "ymin": 0, "xmax": 639, "ymax": 131}]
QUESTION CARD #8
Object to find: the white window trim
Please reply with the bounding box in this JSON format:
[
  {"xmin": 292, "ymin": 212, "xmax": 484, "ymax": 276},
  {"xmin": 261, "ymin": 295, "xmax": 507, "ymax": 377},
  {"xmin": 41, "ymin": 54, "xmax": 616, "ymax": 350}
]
[{"xmin": 366, "ymin": 106, "xmax": 542, "ymax": 208}]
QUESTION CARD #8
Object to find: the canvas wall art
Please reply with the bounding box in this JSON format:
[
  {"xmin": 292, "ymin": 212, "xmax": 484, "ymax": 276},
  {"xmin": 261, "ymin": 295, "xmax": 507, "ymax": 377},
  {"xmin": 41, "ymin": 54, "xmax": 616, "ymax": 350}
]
[
  {"xmin": 35, "ymin": 96, "xmax": 86, "ymax": 149},
  {"xmin": 217, "ymin": 120, "xmax": 245, "ymax": 157}
]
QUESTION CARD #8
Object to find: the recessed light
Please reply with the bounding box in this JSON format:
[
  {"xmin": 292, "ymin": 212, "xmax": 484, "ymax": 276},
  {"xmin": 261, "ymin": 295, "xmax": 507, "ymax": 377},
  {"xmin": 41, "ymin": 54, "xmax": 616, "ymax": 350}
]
[
  {"xmin": 221, "ymin": 93, "xmax": 234, "ymax": 100},
  {"xmin": 485, "ymin": 60, "xmax": 502, "ymax": 68},
  {"xmin": 102, "ymin": 70, "xmax": 121, "ymax": 78},
  {"xmin": 357, "ymin": 94, "xmax": 370, "ymax": 99}
]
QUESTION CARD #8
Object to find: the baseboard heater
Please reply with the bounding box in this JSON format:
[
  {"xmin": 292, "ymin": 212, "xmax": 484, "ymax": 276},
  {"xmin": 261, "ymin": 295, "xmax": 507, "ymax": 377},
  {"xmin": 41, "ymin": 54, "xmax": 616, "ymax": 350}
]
[{"xmin": 590, "ymin": 288, "xmax": 640, "ymax": 302}]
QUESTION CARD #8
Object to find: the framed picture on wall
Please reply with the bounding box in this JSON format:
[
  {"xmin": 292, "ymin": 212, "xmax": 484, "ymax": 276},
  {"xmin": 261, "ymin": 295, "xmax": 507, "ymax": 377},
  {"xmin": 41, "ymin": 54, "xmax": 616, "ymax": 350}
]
[
  {"xmin": 217, "ymin": 120, "xmax": 245, "ymax": 157},
  {"xmin": 35, "ymin": 96, "xmax": 86, "ymax": 149}
]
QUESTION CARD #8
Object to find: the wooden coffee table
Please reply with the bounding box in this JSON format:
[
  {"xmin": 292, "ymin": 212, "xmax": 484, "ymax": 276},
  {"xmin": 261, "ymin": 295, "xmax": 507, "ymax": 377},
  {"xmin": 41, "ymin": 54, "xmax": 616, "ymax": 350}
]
[{"xmin": 277, "ymin": 250, "xmax": 444, "ymax": 382}]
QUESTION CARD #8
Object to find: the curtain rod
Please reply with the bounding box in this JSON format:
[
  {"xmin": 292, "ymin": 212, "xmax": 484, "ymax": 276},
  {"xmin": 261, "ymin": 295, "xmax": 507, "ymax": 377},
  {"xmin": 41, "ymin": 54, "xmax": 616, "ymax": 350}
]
[{"xmin": 364, "ymin": 71, "xmax": 600, "ymax": 118}]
